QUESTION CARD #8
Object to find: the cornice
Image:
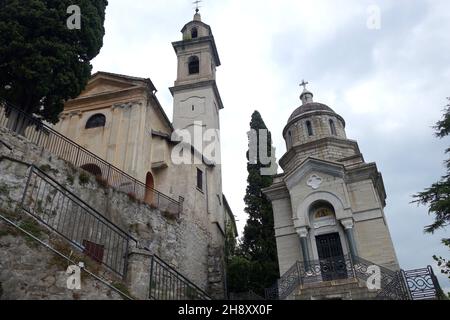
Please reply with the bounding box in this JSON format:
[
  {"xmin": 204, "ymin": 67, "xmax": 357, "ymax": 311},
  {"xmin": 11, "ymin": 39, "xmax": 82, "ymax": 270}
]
[{"xmin": 169, "ymin": 80, "xmax": 224, "ymax": 110}]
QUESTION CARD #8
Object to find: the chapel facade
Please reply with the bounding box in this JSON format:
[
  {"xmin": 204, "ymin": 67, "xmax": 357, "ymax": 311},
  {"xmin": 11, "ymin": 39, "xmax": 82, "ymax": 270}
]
[{"xmin": 263, "ymin": 85, "xmax": 400, "ymax": 299}]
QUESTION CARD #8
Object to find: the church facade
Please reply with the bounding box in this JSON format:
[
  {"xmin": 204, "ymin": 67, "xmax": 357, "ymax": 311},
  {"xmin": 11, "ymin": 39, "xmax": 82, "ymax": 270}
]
[
  {"xmin": 263, "ymin": 86, "xmax": 400, "ymax": 299},
  {"xmin": 53, "ymin": 12, "xmax": 234, "ymax": 296}
]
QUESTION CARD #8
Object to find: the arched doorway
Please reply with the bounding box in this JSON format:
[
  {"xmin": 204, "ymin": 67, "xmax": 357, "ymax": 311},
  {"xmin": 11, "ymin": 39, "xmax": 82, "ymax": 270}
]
[
  {"xmin": 144, "ymin": 172, "xmax": 155, "ymax": 206},
  {"xmin": 309, "ymin": 201, "xmax": 348, "ymax": 281},
  {"xmin": 80, "ymin": 163, "xmax": 102, "ymax": 177}
]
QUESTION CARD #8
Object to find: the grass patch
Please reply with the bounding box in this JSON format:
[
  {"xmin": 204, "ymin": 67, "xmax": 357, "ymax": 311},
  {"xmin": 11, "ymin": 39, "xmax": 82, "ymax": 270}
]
[
  {"xmin": 79, "ymin": 172, "xmax": 90, "ymax": 186},
  {"xmin": 66, "ymin": 174, "xmax": 75, "ymax": 186},
  {"xmin": 39, "ymin": 164, "xmax": 51, "ymax": 173},
  {"xmin": 0, "ymin": 183, "xmax": 9, "ymax": 196},
  {"xmin": 0, "ymin": 208, "xmax": 20, "ymax": 221},
  {"xmin": 129, "ymin": 223, "xmax": 140, "ymax": 236},
  {"xmin": 19, "ymin": 217, "xmax": 48, "ymax": 247},
  {"xmin": 39, "ymin": 164, "xmax": 59, "ymax": 175},
  {"xmin": 48, "ymin": 239, "xmax": 102, "ymax": 276},
  {"xmin": 0, "ymin": 223, "xmax": 19, "ymax": 238}
]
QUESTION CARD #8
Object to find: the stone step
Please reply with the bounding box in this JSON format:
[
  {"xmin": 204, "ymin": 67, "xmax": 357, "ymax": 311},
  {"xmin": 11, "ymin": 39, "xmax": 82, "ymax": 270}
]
[{"xmin": 293, "ymin": 277, "xmax": 379, "ymax": 300}]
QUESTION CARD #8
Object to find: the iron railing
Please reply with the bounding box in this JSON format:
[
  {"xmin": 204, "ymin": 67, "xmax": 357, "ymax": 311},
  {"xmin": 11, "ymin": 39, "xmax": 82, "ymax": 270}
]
[
  {"xmin": 265, "ymin": 255, "xmax": 355, "ymax": 300},
  {"xmin": 17, "ymin": 166, "xmax": 210, "ymax": 297},
  {"xmin": 375, "ymin": 271, "xmax": 409, "ymax": 300},
  {"xmin": 0, "ymin": 99, "xmax": 183, "ymax": 217},
  {"xmin": 20, "ymin": 165, "xmax": 138, "ymax": 278},
  {"xmin": 149, "ymin": 255, "xmax": 211, "ymax": 300},
  {"xmin": 0, "ymin": 208, "xmax": 135, "ymax": 300},
  {"xmin": 352, "ymin": 255, "xmax": 409, "ymax": 300},
  {"xmin": 402, "ymin": 266, "xmax": 442, "ymax": 300},
  {"xmin": 352, "ymin": 256, "xmax": 403, "ymax": 293},
  {"xmin": 264, "ymin": 255, "xmax": 439, "ymax": 300}
]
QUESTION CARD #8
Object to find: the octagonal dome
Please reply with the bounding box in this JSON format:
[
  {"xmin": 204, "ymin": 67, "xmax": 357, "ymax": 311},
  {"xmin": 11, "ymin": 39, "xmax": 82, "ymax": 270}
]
[{"xmin": 288, "ymin": 102, "xmax": 336, "ymax": 123}]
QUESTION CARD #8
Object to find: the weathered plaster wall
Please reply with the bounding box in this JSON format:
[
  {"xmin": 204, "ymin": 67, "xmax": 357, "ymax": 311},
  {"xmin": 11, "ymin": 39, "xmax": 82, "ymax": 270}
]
[
  {"xmin": 0, "ymin": 211, "xmax": 124, "ymax": 300},
  {"xmin": 0, "ymin": 128, "xmax": 225, "ymax": 299}
]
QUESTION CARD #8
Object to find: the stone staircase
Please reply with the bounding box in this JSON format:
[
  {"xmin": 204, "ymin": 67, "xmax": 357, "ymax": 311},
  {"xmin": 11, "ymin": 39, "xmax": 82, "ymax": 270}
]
[{"xmin": 292, "ymin": 277, "xmax": 378, "ymax": 300}]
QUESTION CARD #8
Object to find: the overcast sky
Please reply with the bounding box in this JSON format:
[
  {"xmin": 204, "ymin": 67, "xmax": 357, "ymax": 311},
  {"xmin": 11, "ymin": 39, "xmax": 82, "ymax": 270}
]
[{"xmin": 91, "ymin": 0, "xmax": 450, "ymax": 291}]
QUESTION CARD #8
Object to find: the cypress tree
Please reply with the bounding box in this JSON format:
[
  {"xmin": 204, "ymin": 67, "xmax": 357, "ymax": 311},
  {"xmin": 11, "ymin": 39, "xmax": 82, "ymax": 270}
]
[
  {"xmin": 0, "ymin": 0, "xmax": 108, "ymax": 124},
  {"xmin": 240, "ymin": 111, "xmax": 279, "ymax": 295}
]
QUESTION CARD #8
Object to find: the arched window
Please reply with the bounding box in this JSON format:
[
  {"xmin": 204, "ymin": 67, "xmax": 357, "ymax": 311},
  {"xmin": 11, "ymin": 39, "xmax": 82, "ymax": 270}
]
[
  {"xmin": 329, "ymin": 119, "xmax": 337, "ymax": 136},
  {"xmin": 188, "ymin": 56, "xmax": 200, "ymax": 74},
  {"xmin": 288, "ymin": 131, "xmax": 293, "ymax": 147},
  {"xmin": 85, "ymin": 114, "xmax": 106, "ymax": 129},
  {"xmin": 191, "ymin": 27, "xmax": 198, "ymax": 39},
  {"xmin": 310, "ymin": 201, "xmax": 336, "ymax": 220},
  {"xmin": 80, "ymin": 163, "xmax": 102, "ymax": 177},
  {"xmin": 144, "ymin": 172, "xmax": 155, "ymax": 205},
  {"xmin": 306, "ymin": 120, "xmax": 314, "ymax": 136}
]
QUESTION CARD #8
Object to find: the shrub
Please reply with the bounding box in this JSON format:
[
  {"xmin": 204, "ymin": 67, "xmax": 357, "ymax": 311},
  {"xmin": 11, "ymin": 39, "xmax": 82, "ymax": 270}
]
[
  {"xmin": 79, "ymin": 172, "xmax": 90, "ymax": 185},
  {"xmin": 66, "ymin": 174, "xmax": 75, "ymax": 185}
]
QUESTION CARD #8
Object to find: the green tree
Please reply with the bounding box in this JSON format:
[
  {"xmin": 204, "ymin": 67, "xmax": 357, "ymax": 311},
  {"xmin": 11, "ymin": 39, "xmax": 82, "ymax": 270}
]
[
  {"xmin": 0, "ymin": 0, "xmax": 108, "ymax": 124},
  {"xmin": 413, "ymin": 98, "xmax": 450, "ymax": 284},
  {"xmin": 227, "ymin": 111, "xmax": 279, "ymax": 296}
]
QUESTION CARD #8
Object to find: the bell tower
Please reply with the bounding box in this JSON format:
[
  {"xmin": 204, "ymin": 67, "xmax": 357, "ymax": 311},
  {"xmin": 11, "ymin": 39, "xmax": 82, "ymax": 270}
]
[
  {"xmin": 170, "ymin": 11, "xmax": 223, "ymax": 136},
  {"xmin": 169, "ymin": 12, "xmax": 225, "ymax": 243}
]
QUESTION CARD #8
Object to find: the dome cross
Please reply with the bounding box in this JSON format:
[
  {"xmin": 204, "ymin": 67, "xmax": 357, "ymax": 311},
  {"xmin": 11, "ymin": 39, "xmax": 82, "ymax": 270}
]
[
  {"xmin": 300, "ymin": 80, "xmax": 309, "ymax": 91},
  {"xmin": 193, "ymin": 0, "xmax": 202, "ymax": 13}
]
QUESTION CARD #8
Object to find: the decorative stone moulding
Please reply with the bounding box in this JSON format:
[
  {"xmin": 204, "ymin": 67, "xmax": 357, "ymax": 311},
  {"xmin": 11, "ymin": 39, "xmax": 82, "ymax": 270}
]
[{"xmin": 307, "ymin": 174, "xmax": 323, "ymax": 190}]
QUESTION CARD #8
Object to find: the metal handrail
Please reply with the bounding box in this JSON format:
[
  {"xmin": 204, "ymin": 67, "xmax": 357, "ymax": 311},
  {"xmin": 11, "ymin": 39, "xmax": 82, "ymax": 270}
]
[
  {"xmin": 14, "ymin": 163, "xmax": 210, "ymax": 297},
  {"xmin": 149, "ymin": 254, "xmax": 211, "ymax": 300},
  {"xmin": 20, "ymin": 165, "xmax": 138, "ymax": 278},
  {"xmin": 265, "ymin": 255, "xmax": 355, "ymax": 300},
  {"xmin": 0, "ymin": 98, "xmax": 182, "ymax": 216},
  {"xmin": 265, "ymin": 255, "xmax": 410, "ymax": 300},
  {"xmin": 0, "ymin": 210, "xmax": 135, "ymax": 300}
]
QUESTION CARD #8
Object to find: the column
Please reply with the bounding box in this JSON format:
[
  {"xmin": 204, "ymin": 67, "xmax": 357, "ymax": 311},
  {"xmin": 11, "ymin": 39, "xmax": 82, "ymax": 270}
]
[
  {"xmin": 296, "ymin": 226, "xmax": 310, "ymax": 270},
  {"xmin": 106, "ymin": 103, "xmax": 123, "ymax": 165},
  {"xmin": 126, "ymin": 247, "xmax": 153, "ymax": 300},
  {"xmin": 341, "ymin": 218, "xmax": 358, "ymax": 259}
]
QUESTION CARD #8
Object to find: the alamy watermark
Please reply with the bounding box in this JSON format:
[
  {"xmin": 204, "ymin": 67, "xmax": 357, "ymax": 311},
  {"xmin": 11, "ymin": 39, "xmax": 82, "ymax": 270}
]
[
  {"xmin": 366, "ymin": 265, "xmax": 382, "ymax": 290},
  {"xmin": 167, "ymin": 124, "xmax": 277, "ymax": 176},
  {"xmin": 67, "ymin": 5, "xmax": 81, "ymax": 30},
  {"xmin": 367, "ymin": 4, "xmax": 381, "ymax": 30},
  {"xmin": 66, "ymin": 263, "xmax": 83, "ymax": 290}
]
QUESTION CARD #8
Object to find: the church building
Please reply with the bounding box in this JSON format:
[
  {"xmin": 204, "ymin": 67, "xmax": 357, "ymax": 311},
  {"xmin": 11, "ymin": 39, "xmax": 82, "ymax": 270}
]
[
  {"xmin": 263, "ymin": 84, "xmax": 400, "ymax": 300},
  {"xmin": 53, "ymin": 11, "xmax": 234, "ymax": 296}
]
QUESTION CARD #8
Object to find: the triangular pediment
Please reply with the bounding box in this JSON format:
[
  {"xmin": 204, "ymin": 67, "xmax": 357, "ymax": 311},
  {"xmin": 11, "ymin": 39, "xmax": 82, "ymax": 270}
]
[
  {"xmin": 284, "ymin": 157, "xmax": 345, "ymax": 190},
  {"xmin": 78, "ymin": 73, "xmax": 149, "ymax": 98}
]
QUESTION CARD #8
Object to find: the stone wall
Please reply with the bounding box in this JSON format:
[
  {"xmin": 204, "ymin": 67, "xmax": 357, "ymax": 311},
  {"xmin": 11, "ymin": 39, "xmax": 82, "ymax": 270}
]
[
  {"xmin": 0, "ymin": 209, "xmax": 124, "ymax": 300},
  {"xmin": 280, "ymin": 138, "xmax": 360, "ymax": 175},
  {"xmin": 0, "ymin": 127, "xmax": 225, "ymax": 299},
  {"xmin": 286, "ymin": 113, "xmax": 347, "ymax": 148}
]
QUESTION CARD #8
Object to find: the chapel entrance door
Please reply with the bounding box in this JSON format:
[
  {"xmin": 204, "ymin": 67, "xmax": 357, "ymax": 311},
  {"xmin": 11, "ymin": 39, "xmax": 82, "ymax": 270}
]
[{"xmin": 316, "ymin": 233, "xmax": 348, "ymax": 281}]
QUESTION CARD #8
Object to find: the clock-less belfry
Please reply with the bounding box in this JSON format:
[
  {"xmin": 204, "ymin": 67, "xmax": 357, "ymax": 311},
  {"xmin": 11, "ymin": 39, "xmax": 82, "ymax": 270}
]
[{"xmin": 263, "ymin": 83, "xmax": 400, "ymax": 300}]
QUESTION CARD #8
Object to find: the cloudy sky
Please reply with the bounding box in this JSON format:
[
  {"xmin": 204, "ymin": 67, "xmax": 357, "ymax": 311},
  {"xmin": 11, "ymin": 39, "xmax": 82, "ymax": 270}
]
[{"xmin": 91, "ymin": 0, "xmax": 450, "ymax": 290}]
